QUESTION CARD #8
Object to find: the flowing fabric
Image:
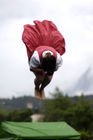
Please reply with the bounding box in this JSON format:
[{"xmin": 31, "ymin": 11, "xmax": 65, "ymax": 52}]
[{"xmin": 22, "ymin": 20, "xmax": 65, "ymax": 58}]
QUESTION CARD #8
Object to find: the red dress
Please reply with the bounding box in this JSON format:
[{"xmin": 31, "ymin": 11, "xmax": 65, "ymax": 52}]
[{"xmin": 22, "ymin": 20, "xmax": 65, "ymax": 59}]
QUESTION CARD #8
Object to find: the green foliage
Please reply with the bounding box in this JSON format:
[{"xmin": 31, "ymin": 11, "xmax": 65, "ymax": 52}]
[
  {"xmin": 0, "ymin": 108, "xmax": 32, "ymax": 123},
  {"xmin": 80, "ymin": 131, "xmax": 89, "ymax": 140},
  {"xmin": 42, "ymin": 88, "xmax": 72, "ymax": 122},
  {"xmin": 7, "ymin": 108, "xmax": 32, "ymax": 122},
  {"xmin": 42, "ymin": 88, "xmax": 93, "ymax": 135},
  {"xmin": 71, "ymin": 95, "xmax": 93, "ymax": 132},
  {"xmin": 80, "ymin": 131, "xmax": 93, "ymax": 140},
  {"xmin": 0, "ymin": 109, "xmax": 8, "ymax": 123}
]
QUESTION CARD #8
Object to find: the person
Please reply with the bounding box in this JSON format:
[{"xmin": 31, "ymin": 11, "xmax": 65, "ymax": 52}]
[{"xmin": 22, "ymin": 20, "xmax": 65, "ymax": 99}]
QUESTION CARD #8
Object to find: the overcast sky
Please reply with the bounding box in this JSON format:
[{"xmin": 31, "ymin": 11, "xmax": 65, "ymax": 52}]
[{"xmin": 0, "ymin": 0, "xmax": 93, "ymax": 98}]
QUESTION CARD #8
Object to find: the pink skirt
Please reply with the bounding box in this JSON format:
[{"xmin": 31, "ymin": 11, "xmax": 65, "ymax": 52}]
[{"xmin": 22, "ymin": 20, "xmax": 65, "ymax": 59}]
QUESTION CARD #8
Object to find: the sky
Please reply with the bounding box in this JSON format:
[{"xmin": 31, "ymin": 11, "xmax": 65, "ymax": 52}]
[{"xmin": 0, "ymin": 0, "xmax": 93, "ymax": 98}]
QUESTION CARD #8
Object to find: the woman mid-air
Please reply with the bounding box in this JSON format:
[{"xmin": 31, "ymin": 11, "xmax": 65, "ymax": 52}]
[{"xmin": 22, "ymin": 20, "xmax": 65, "ymax": 99}]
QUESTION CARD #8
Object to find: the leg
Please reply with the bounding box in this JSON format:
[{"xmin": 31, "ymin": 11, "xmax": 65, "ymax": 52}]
[
  {"xmin": 40, "ymin": 75, "xmax": 53, "ymax": 99},
  {"xmin": 40, "ymin": 75, "xmax": 53, "ymax": 90},
  {"xmin": 34, "ymin": 75, "xmax": 44, "ymax": 90},
  {"xmin": 40, "ymin": 89, "xmax": 46, "ymax": 99},
  {"xmin": 34, "ymin": 89, "xmax": 41, "ymax": 99},
  {"xmin": 34, "ymin": 75, "xmax": 44, "ymax": 99}
]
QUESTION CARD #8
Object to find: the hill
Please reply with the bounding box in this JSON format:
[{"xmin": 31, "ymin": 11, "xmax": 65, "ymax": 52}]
[
  {"xmin": 0, "ymin": 94, "xmax": 93, "ymax": 112},
  {"xmin": 0, "ymin": 96, "xmax": 43, "ymax": 113}
]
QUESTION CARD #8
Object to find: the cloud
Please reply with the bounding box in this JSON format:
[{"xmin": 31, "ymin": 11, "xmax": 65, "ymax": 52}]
[
  {"xmin": 0, "ymin": 0, "xmax": 40, "ymax": 19},
  {"xmin": 68, "ymin": 67, "xmax": 93, "ymax": 96},
  {"xmin": 0, "ymin": 0, "xmax": 93, "ymax": 98}
]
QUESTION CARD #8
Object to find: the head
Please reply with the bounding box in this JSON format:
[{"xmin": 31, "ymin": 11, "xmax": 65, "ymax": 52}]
[{"xmin": 41, "ymin": 53, "xmax": 56, "ymax": 75}]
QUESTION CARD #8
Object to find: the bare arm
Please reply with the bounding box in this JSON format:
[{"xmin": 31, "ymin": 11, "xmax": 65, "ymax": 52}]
[
  {"xmin": 30, "ymin": 68, "xmax": 43, "ymax": 73},
  {"xmin": 30, "ymin": 68, "xmax": 45, "ymax": 77}
]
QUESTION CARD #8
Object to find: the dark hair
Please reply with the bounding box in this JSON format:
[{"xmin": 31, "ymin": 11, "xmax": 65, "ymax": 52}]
[{"xmin": 41, "ymin": 55, "xmax": 56, "ymax": 75}]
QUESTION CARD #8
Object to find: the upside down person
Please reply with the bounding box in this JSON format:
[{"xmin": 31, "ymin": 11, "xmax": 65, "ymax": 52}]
[{"xmin": 22, "ymin": 20, "xmax": 65, "ymax": 99}]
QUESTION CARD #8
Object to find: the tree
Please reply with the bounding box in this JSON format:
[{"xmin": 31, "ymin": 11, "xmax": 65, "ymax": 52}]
[
  {"xmin": 71, "ymin": 95, "xmax": 93, "ymax": 133},
  {"xmin": 42, "ymin": 88, "xmax": 72, "ymax": 122},
  {"xmin": 0, "ymin": 109, "xmax": 8, "ymax": 123},
  {"xmin": 42, "ymin": 88, "xmax": 93, "ymax": 134},
  {"xmin": 7, "ymin": 108, "xmax": 33, "ymax": 122}
]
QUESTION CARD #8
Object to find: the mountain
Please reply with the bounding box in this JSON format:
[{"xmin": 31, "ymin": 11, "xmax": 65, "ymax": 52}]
[
  {"xmin": 0, "ymin": 94, "xmax": 93, "ymax": 112},
  {"xmin": 69, "ymin": 67, "xmax": 93, "ymax": 94},
  {"xmin": 0, "ymin": 96, "xmax": 43, "ymax": 113}
]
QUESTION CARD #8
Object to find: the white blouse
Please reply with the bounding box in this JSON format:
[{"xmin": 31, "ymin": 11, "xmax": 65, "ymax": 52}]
[{"xmin": 29, "ymin": 50, "xmax": 63, "ymax": 70}]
